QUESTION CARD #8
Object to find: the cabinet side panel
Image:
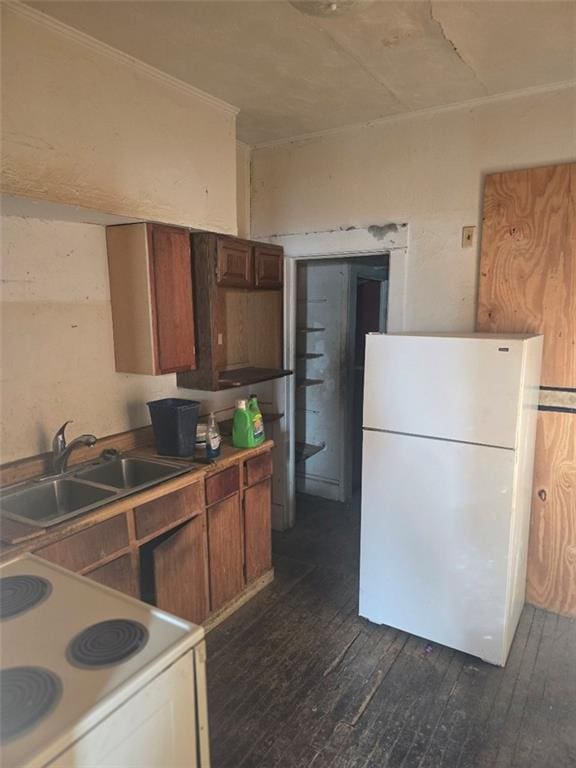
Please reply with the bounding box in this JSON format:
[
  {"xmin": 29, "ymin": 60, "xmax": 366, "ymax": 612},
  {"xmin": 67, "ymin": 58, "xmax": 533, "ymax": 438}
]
[
  {"xmin": 106, "ymin": 224, "xmax": 156, "ymax": 375},
  {"xmin": 177, "ymin": 234, "xmax": 218, "ymax": 390}
]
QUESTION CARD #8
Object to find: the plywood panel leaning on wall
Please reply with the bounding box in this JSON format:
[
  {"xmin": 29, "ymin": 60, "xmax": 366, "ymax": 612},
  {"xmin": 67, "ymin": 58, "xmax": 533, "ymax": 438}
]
[
  {"xmin": 477, "ymin": 163, "xmax": 575, "ymax": 387},
  {"xmin": 527, "ymin": 411, "xmax": 576, "ymax": 615},
  {"xmin": 476, "ymin": 162, "xmax": 576, "ymax": 617}
]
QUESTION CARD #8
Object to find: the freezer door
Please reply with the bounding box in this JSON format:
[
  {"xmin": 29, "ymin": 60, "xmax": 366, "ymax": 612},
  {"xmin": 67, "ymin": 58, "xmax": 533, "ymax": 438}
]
[
  {"xmin": 363, "ymin": 334, "xmax": 525, "ymax": 448},
  {"xmin": 359, "ymin": 430, "xmax": 517, "ymax": 665}
]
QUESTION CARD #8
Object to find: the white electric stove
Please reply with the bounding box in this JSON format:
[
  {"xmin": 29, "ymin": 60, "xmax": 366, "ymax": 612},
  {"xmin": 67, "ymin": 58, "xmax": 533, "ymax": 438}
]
[{"xmin": 0, "ymin": 554, "xmax": 210, "ymax": 768}]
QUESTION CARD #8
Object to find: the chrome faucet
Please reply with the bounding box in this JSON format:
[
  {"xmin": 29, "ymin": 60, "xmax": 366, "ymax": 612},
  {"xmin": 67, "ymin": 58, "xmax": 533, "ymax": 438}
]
[{"xmin": 52, "ymin": 421, "xmax": 97, "ymax": 474}]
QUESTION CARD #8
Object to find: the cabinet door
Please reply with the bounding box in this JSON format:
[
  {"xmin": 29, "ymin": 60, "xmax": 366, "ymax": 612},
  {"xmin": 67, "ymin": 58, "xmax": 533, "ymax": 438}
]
[
  {"xmin": 149, "ymin": 224, "xmax": 196, "ymax": 374},
  {"xmin": 153, "ymin": 516, "xmax": 209, "ymax": 624},
  {"xmin": 254, "ymin": 245, "xmax": 283, "ymax": 289},
  {"xmin": 244, "ymin": 478, "xmax": 272, "ymax": 583},
  {"xmin": 207, "ymin": 493, "xmax": 244, "ymax": 611},
  {"xmin": 216, "ymin": 237, "xmax": 253, "ymax": 288},
  {"xmin": 86, "ymin": 554, "xmax": 139, "ymax": 598}
]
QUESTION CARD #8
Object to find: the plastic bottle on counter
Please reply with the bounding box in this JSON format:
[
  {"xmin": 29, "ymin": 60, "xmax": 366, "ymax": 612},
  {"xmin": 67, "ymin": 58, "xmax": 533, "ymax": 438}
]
[
  {"xmin": 248, "ymin": 394, "xmax": 265, "ymax": 446},
  {"xmin": 206, "ymin": 412, "xmax": 221, "ymax": 459},
  {"xmin": 232, "ymin": 399, "xmax": 255, "ymax": 448}
]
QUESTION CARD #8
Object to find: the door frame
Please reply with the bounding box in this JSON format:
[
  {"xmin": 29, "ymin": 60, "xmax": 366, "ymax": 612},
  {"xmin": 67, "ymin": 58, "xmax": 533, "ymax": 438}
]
[
  {"xmin": 345, "ymin": 270, "xmax": 389, "ymax": 500},
  {"xmin": 269, "ymin": 225, "xmax": 408, "ymax": 530}
]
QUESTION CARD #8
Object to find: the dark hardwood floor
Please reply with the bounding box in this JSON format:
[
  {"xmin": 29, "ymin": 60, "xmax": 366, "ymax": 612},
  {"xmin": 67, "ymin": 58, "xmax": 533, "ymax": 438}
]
[{"xmin": 207, "ymin": 494, "xmax": 576, "ymax": 767}]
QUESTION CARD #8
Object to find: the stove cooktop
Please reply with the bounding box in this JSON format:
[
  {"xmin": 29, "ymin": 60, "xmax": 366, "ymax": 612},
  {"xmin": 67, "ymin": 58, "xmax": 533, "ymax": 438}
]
[
  {"xmin": 0, "ymin": 555, "xmax": 203, "ymax": 768},
  {"xmin": 0, "ymin": 666, "xmax": 62, "ymax": 744},
  {"xmin": 68, "ymin": 619, "xmax": 149, "ymax": 668},
  {"xmin": 0, "ymin": 575, "xmax": 52, "ymax": 620}
]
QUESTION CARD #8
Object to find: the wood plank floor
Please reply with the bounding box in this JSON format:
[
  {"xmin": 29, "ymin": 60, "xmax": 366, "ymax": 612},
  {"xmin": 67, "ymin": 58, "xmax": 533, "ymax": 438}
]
[{"xmin": 207, "ymin": 494, "xmax": 576, "ymax": 767}]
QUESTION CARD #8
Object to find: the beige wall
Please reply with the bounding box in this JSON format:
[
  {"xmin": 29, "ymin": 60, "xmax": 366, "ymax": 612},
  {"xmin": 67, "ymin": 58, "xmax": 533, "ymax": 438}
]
[
  {"xmin": 236, "ymin": 142, "xmax": 251, "ymax": 239},
  {"xmin": 0, "ymin": 8, "xmax": 264, "ymax": 464},
  {"xmin": 0, "ymin": 215, "xmax": 275, "ymax": 463},
  {"xmin": 252, "ymin": 86, "xmax": 576, "ymax": 331},
  {"xmin": 1, "ymin": 4, "xmax": 238, "ymax": 233}
]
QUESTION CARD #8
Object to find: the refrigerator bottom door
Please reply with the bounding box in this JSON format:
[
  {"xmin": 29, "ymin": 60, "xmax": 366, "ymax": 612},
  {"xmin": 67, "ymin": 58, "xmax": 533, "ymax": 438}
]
[{"xmin": 359, "ymin": 430, "xmax": 517, "ymax": 665}]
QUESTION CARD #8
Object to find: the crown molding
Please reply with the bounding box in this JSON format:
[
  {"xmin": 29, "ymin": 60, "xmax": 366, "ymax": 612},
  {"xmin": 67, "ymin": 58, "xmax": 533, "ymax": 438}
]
[
  {"xmin": 252, "ymin": 79, "xmax": 576, "ymax": 150},
  {"xmin": 4, "ymin": 1, "xmax": 240, "ymax": 117}
]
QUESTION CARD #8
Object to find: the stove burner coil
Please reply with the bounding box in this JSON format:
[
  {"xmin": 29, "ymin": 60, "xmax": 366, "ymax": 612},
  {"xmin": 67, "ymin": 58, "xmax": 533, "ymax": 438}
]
[
  {"xmin": 0, "ymin": 575, "xmax": 52, "ymax": 620},
  {"xmin": 67, "ymin": 619, "xmax": 149, "ymax": 668},
  {"xmin": 0, "ymin": 666, "xmax": 62, "ymax": 743}
]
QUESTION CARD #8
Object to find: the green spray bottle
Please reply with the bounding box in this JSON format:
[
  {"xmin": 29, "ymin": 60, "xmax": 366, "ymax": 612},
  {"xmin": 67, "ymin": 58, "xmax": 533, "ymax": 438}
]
[
  {"xmin": 232, "ymin": 399, "xmax": 255, "ymax": 448},
  {"xmin": 248, "ymin": 394, "xmax": 265, "ymax": 446}
]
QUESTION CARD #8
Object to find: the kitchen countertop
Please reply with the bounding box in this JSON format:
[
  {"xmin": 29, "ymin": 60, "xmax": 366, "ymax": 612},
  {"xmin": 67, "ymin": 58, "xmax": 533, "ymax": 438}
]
[{"xmin": 0, "ymin": 439, "xmax": 274, "ymax": 562}]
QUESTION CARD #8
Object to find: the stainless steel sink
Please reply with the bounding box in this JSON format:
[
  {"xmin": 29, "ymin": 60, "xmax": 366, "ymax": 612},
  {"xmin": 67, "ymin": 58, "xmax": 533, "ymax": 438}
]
[
  {"xmin": 74, "ymin": 457, "xmax": 187, "ymax": 490},
  {"xmin": 0, "ymin": 456, "xmax": 191, "ymax": 528},
  {"xmin": 0, "ymin": 478, "xmax": 117, "ymax": 527}
]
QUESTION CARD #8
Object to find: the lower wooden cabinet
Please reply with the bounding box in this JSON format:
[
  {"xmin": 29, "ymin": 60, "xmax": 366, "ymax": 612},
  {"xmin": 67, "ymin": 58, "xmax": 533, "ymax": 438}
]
[
  {"xmin": 153, "ymin": 516, "xmax": 209, "ymax": 625},
  {"xmin": 207, "ymin": 493, "xmax": 245, "ymax": 612},
  {"xmin": 244, "ymin": 478, "xmax": 272, "ymax": 583},
  {"xmin": 32, "ymin": 448, "xmax": 274, "ymax": 625},
  {"xmin": 86, "ymin": 554, "xmax": 139, "ymax": 598}
]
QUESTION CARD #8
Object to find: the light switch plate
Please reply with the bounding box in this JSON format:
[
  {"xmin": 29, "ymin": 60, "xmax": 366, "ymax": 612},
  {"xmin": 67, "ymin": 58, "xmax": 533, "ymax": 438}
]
[{"xmin": 462, "ymin": 226, "xmax": 475, "ymax": 248}]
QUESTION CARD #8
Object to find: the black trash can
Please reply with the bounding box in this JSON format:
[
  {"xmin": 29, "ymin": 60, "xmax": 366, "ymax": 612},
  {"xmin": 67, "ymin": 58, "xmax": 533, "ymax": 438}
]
[{"xmin": 147, "ymin": 398, "xmax": 200, "ymax": 457}]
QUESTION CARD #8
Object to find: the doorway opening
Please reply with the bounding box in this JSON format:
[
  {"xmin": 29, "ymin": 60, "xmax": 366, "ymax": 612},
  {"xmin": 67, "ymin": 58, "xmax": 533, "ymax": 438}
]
[{"xmin": 294, "ymin": 254, "xmax": 388, "ymax": 513}]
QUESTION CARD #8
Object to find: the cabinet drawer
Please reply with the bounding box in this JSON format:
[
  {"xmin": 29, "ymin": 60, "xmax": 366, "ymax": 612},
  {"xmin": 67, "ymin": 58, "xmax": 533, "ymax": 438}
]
[
  {"xmin": 35, "ymin": 515, "xmax": 129, "ymax": 573},
  {"xmin": 254, "ymin": 245, "xmax": 283, "ymax": 289},
  {"xmin": 134, "ymin": 482, "xmax": 204, "ymax": 541},
  {"xmin": 85, "ymin": 554, "xmax": 139, "ymax": 598},
  {"xmin": 205, "ymin": 465, "xmax": 240, "ymax": 506},
  {"xmin": 216, "ymin": 237, "xmax": 253, "ymax": 288},
  {"xmin": 245, "ymin": 452, "xmax": 273, "ymax": 487}
]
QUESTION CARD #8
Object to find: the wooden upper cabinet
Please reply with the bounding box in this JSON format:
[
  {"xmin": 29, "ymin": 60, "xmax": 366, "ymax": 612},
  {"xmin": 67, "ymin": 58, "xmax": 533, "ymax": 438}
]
[
  {"xmin": 177, "ymin": 233, "xmax": 288, "ymax": 391},
  {"xmin": 216, "ymin": 237, "xmax": 253, "ymax": 288},
  {"xmin": 254, "ymin": 245, "xmax": 283, "ymax": 289},
  {"xmin": 106, "ymin": 223, "xmax": 196, "ymax": 375}
]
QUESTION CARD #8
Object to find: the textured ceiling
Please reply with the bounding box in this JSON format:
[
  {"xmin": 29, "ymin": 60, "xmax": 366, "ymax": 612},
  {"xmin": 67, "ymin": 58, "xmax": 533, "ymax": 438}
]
[{"xmin": 27, "ymin": 1, "xmax": 576, "ymax": 144}]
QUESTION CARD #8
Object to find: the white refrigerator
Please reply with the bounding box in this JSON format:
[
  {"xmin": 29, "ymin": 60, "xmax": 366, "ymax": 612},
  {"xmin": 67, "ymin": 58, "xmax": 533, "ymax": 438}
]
[{"xmin": 359, "ymin": 332, "xmax": 543, "ymax": 666}]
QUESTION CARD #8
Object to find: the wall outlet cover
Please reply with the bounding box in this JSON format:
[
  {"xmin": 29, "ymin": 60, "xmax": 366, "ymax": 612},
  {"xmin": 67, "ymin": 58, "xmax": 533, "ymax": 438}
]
[{"xmin": 462, "ymin": 226, "xmax": 476, "ymax": 248}]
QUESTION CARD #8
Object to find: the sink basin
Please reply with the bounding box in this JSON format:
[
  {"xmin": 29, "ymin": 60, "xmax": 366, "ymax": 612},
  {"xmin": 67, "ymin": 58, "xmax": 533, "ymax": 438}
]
[
  {"xmin": 75, "ymin": 457, "xmax": 187, "ymax": 490},
  {"xmin": 0, "ymin": 456, "xmax": 191, "ymax": 529},
  {"xmin": 0, "ymin": 479, "xmax": 117, "ymax": 527}
]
